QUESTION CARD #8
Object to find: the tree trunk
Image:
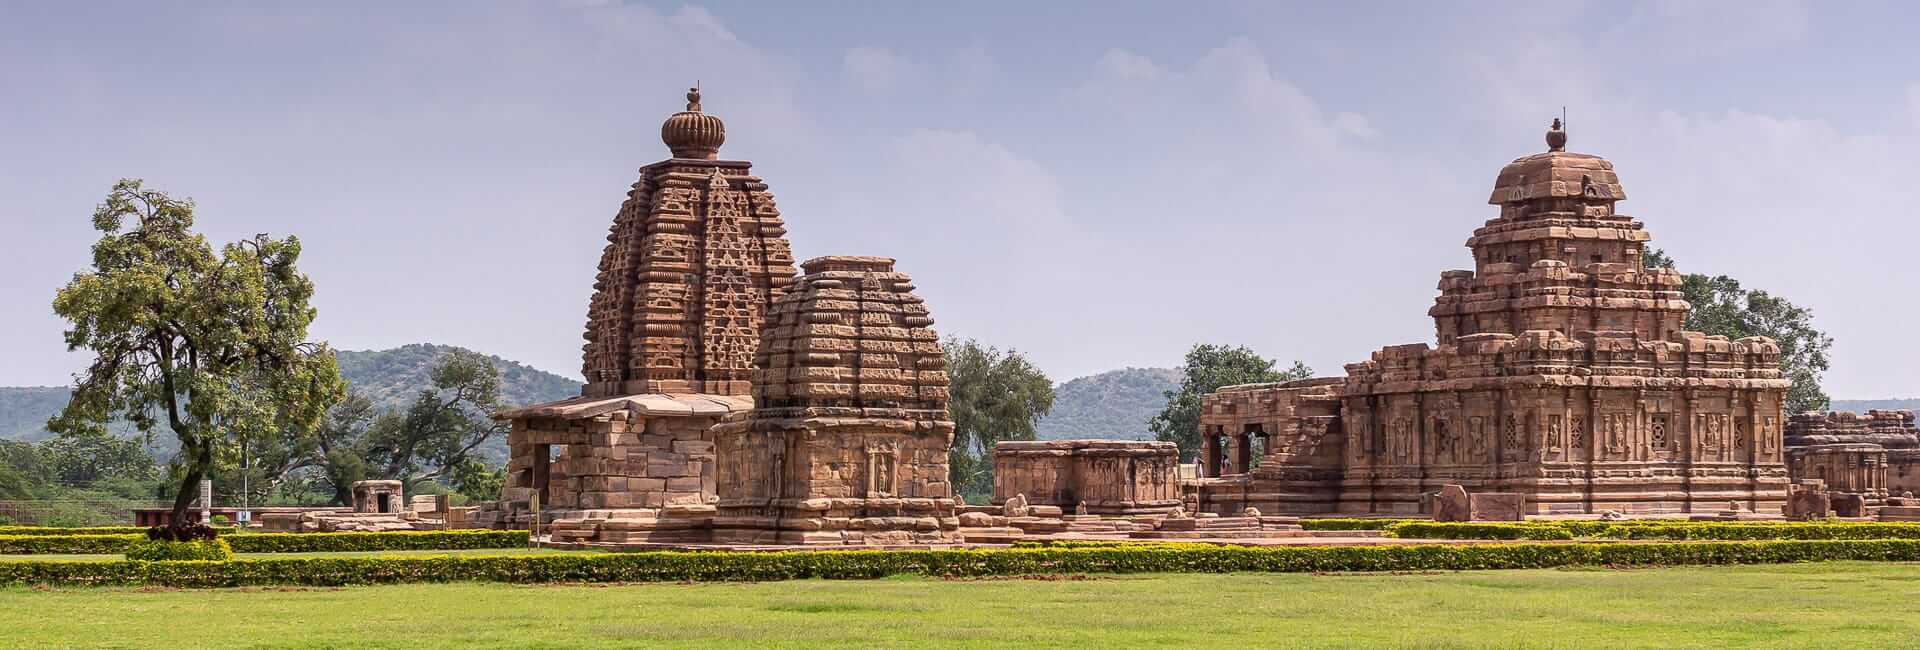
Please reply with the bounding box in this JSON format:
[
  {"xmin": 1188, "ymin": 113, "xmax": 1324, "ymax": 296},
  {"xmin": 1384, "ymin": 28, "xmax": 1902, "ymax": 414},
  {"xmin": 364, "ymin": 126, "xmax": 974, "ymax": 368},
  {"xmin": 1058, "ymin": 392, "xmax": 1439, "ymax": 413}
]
[{"xmin": 167, "ymin": 442, "xmax": 212, "ymax": 529}]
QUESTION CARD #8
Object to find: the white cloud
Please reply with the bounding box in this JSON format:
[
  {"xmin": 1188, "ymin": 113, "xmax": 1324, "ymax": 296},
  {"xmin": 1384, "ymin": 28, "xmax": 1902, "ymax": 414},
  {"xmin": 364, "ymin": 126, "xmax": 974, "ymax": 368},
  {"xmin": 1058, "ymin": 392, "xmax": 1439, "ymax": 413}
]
[{"xmin": 843, "ymin": 47, "xmax": 924, "ymax": 94}]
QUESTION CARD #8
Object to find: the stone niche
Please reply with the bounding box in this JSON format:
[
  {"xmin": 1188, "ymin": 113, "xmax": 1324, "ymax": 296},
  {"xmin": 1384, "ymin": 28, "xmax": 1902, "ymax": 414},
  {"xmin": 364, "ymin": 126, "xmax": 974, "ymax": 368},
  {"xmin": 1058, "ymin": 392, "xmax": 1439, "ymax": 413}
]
[
  {"xmin": 711, "ymin": 256, "xmax": 962, "ymax": 546},
  {"xmin": 993, "ymin": 440, "xmax": 1181, "ymax": 515},
  {"xmin": 351, "ymin": 480, "xmax": 404, "ymax": 514}
]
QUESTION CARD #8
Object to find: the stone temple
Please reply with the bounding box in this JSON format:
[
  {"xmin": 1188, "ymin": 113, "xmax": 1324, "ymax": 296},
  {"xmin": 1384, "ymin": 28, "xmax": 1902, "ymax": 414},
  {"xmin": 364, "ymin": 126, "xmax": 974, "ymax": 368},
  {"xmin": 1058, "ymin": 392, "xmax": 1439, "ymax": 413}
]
[
  {"xmin": 488, "ymin": 87, "xmax": 798, "ymax": 536},
  {"xmin": 1192, "ymin": 121, "xmax": 1793, "ymax": 516}
]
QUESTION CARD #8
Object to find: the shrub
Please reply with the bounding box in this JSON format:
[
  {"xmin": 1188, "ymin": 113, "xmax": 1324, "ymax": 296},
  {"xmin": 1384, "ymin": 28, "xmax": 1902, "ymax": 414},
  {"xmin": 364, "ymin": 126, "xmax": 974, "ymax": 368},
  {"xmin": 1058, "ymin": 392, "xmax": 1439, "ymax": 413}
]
[
  {"xmin": 0, "ymin": 529, "xmax": 527, "ymax": 555},
  {"xmin": 125, "ymin": 538, "xmax": 234, "ymax": 562},
  {"xmin": 1382, "ymin": 521, "xmax": 1920, "ymax": 541},
  {"xmin": 0, "ymin": 533, "xmax": 140, "ymax": 555},
  {"xmin": 0, "ymin": 526, "xmax": 154, "ymax": 537},
  {"xmin": 1297, "ymin": 518, "xmax": 1418, "ymax": 531},
  {"xmin": 0, "ymin": 539, "xmax": 1917, "ymax": 588},
  {"xmin": 222, "ymin": 530, "xmax": 528, "ymax": 553}
]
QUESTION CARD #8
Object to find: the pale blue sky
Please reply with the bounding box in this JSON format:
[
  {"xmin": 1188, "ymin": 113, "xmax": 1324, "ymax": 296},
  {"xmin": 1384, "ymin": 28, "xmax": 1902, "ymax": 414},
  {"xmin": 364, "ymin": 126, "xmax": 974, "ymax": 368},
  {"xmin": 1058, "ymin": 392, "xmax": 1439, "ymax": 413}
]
[{"xmin": 4, "ymin": 1, "xmax": 1918, "ymax": 398}]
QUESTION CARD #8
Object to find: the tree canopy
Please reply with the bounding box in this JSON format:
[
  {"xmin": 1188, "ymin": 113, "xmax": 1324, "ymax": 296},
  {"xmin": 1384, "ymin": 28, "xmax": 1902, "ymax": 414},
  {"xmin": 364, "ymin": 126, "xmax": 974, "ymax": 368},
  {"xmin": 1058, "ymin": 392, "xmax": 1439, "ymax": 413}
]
[
  {"xmin": 1150, "ymin": 344, "xmax": 1312, "ymax": 460},
  {"xmin": 49, "ymin": 179, "xmax": 343, "ymax": 527},
  {"xmin": 942, "ymin": 337, "xmax": 1055, "ymax": 500},
  {"xmin": 307, "ymin": 349, "xmax": 509, "ymax": 503},
  {"xmin": 1644, "ymin": 249, "xmax": 1833, "ymax": 413}
]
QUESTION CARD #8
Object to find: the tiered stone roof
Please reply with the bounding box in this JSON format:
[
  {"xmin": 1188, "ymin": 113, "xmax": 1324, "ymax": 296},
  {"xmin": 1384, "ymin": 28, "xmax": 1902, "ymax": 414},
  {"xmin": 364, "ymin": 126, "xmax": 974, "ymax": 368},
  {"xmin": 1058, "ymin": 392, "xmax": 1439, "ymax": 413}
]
[{"xmin": 754, "ymin": 256, "xmax": 950, "ymax": 412}]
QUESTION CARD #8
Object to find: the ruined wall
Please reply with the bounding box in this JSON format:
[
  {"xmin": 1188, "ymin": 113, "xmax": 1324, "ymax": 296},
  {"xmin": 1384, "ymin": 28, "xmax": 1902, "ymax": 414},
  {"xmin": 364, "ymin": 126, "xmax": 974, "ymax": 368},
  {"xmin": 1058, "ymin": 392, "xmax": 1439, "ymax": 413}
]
[
  {"xmin": 504, "ymin": 411, "xmax": 720, "ymax": 511},
  {"xmin": 993, "ymin": 440, "xmax": 1180, "ymax": 514}
]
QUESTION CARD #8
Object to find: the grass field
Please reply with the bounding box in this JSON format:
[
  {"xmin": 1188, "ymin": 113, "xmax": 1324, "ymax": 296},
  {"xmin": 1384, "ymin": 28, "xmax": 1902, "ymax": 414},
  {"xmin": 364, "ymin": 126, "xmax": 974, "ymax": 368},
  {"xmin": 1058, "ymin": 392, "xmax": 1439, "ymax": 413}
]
[{"xmin": 2, "ymin": 562, "xmax": 1917, "ymax": 648}]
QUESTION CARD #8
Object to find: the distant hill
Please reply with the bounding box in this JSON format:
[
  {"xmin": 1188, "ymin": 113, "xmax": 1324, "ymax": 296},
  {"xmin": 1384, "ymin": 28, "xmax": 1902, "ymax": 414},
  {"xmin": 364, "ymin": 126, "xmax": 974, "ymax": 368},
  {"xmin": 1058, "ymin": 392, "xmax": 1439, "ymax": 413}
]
[
  {"xmin": 0, "ymin": 387, "xmax": 74, "ymax": 442},
  {"xmin": 335, "ymin": 344, "xmax": 579, "ymax": 411},
  {"xmin": 0, "ymin": 344, "xmax": 582, "ymax": 444},
  {"xmin": 1035, "ymin": 367, "xmax": 1180, "ymax": 441},
  {"xmin": 1829, "ymin": 399, "xmax": 1920, "ymax": 414}
]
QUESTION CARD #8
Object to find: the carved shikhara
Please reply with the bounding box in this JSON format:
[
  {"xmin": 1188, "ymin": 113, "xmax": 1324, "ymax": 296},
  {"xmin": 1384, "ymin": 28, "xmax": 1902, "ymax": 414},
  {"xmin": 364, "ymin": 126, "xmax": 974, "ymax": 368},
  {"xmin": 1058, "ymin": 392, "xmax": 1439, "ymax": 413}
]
[
  {"xmin": 1193, "ymin": 124, "xmax": 1792, "ymax": 516},
  {"xmin": 711, "ymin": 257, "xmax": 962, "ymax": 545}
]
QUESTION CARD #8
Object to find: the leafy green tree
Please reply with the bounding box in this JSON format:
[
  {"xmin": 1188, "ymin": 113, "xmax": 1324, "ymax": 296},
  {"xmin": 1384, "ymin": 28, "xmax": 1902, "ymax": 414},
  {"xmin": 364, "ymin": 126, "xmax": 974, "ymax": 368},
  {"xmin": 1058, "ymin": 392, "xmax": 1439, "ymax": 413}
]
[
  {"xmin": 309, "ymin": 350, "xmax": 508, "ymax": 501},
  {"xmin": 49, "ymin": 180, "xmax": 344, "ymax": 527},
  {"xmin": 38, "ymin": 429, "xmax": 157, "ymax": 487},
  {"xmin": 942, "ymin": 337, "xmax": 1055, "ymax": 500},
  {"xmin": 1644, "ymin": 249, "xmax": 1833, "ymax": 413},
  {"xmin": 1151, "ymin": 344, "xmax": 1312, "ymax": 459}
]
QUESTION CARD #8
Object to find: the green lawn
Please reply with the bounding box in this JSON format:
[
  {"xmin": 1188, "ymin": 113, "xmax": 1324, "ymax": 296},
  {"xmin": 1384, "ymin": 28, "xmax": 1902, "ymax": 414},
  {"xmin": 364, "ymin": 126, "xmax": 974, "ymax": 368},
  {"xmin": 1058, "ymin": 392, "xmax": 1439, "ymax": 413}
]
[
  {"xmin": 0, "ymin": 547, "xmax": 597, "ymax": 562},
  {"xmin": 3, "ymin": 562, "xmax": 1918, "ymax": 648}
]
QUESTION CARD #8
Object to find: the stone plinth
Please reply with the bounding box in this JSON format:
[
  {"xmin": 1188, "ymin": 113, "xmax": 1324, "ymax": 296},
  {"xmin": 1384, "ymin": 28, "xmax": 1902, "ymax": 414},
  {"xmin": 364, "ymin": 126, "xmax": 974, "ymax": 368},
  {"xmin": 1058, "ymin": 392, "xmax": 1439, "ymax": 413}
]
[
  {"xmin": 992, "ymin": 440, "xmax": 1181, "ymax": 515},
  {"xmin": 712, "ymin": 257, "xmax": 962, "ymax": 545}
]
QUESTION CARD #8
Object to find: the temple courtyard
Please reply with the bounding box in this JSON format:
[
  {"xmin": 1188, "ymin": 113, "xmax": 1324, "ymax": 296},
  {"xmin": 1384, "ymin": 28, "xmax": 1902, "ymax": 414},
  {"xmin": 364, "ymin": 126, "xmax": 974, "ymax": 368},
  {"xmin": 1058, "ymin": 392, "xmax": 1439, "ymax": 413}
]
[{"xmin": 4, "ymin": 563, "xmax": 1915, "ymax": 648}]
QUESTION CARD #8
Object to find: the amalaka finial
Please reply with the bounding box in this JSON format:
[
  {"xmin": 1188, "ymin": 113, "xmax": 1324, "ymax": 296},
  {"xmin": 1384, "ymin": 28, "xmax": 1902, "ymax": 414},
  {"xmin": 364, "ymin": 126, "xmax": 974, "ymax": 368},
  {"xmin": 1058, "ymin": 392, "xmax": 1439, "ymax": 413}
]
[
  {"xmin": 1546, "ymin": 118, "xmax": 1567, "ymax": 152},
  {"xmin": 662, "ymin": 84, "xmax": 725, "ymax": 159}
]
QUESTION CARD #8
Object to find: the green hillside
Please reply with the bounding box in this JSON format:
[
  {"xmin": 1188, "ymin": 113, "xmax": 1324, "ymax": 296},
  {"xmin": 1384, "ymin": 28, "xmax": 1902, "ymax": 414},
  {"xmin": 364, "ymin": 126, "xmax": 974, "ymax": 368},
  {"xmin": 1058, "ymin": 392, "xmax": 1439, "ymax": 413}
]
[
  {"xmin": 0, "ymin": 387, "xmax": 73, "ymax": 442},
  {"xmin": 0, "ymin": 344, "xmax": 582, "ymax": 443},
  {"xmin": 334, "ymin": 343, "xmax": 579, "ymax": 411},
  {"xmin": 1035, "ymin": 367, "xmax": 1180, "ymax": 441}
]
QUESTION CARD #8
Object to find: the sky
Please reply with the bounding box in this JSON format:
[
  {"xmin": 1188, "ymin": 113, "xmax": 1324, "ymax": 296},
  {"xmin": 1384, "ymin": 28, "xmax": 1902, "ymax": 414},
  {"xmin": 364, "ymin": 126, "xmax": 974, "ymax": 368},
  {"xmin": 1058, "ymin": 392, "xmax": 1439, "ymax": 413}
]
[{"xmin": 4, "ymin": 1, "xmax": 1918, "ymax": 398}]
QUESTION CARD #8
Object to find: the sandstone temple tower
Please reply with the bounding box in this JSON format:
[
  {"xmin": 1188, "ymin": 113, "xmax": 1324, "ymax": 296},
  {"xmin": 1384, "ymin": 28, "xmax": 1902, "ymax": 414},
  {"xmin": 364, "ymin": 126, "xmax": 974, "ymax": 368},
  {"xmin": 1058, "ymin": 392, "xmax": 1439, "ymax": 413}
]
[
  {"xmin": 1194, "ymin": 121, "xmax": 1792, "ymax": 515},
  {"xmin": 712, "ymin": 257, "xmax": 962, "ymax": 545},
  {"xmin": 493, "ymin": 88, "xmax": 797, "ymax": 530}
]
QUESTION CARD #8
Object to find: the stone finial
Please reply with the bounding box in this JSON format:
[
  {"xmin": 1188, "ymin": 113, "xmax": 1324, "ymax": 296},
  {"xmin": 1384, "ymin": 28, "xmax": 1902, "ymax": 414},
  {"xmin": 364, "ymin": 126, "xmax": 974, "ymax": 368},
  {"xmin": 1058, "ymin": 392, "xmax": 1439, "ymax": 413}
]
[
  {"xmin": 662, "ymin": 85, "xmax": 726, "ymax": 159},
  {"xmin": 1546, "ymin": 118, "xmax": 1567, "ymax": 152}
]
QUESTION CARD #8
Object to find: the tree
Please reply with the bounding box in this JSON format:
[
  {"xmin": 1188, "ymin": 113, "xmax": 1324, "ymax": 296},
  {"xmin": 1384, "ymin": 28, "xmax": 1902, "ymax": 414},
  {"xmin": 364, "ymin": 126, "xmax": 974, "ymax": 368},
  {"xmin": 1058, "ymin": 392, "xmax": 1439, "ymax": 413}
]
[
  {"xmin": 309, "ymin": 350, "xmax": 508, "ymax": 501},
  {"xmin": 38, "ymin": 429, "xmax": 158, "ymax": 487},
  {"xmin": 1644, "ymin": 249, "xmax": 1833, "ymax": 413},
  {"xmin": 942, "ymin": 337, "xmax": 1055, "ymax": 500},
  {"xmin": 1150, "ymin": 344, "xmax": 1312, "ymax": 460},
  {"xmin": 49, "ymin": 180, "xmax": 343, "ymax": 528}
]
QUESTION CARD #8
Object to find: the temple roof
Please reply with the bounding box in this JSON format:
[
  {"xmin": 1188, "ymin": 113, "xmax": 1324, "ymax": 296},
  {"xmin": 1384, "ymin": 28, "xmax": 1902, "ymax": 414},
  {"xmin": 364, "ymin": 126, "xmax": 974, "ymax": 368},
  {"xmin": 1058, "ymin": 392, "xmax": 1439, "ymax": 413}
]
[{"xmin": 1487, "ymin": 120, "xmax": 1626, "ymax": 205}]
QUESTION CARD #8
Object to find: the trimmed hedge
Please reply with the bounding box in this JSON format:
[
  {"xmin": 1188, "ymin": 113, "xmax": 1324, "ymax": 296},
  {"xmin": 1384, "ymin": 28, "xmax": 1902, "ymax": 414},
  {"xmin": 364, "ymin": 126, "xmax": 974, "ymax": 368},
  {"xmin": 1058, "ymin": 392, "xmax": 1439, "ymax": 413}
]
[
  {"xmin": 0, "ymin": 534, "xmax": 140, "ymax": 555},
  {"xmin": 1, "ymin": 540, "xmax": 1918, "ymax": 588},
  {"xmin": 126, "ymin": 539, "xmax": 234, "ymax": 562},
  {"xmin": 1385, "ymin": 521, "xmax": 1920, "ymax": 541},
  {"xmin": 0, "ymin": 530, "xmax": 528, "ymax": 555},
  {"xmin": 224, "ymin": 530, "xmax": 529, "ymax": 553},
  {"xmin": 1297, "ymin": 518, "xmax": 1418, "ymax": 532},
  {"xmin": 0, "ymin": 526, "xmax": 153, "ymax": 537}
]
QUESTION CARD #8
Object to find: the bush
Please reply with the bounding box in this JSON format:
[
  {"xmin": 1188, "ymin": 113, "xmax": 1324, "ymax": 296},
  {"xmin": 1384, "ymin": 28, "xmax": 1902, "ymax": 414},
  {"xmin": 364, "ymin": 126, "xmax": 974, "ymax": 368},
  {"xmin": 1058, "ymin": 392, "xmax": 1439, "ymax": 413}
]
[
  {"xmin": 0, "ymin": 526, "xmax": 154, "ymax": 537},
  {"xmin": 125, "ymin": 538, "xmax": 234, "ymax": 562},
  {"xmin": 1383, "ymin": 521, "xmax": 1920, "ymax": 541},
  {"xmin": 1297, "ymin": 518, "xmax": 1418, "ymax": 531},
  {"xmin": 0, "ymin": 539, "xmax": 1917, "ymax": 588},
  {"xmin": 222, "ymin": 530, "xmax": 528, "ymax": 553},
  {"xmin": 0, "ymin": 534, "xmax": 140, "ymax": 555},
  {"xmin": 1385, "ymin": 522, "xmax": 1574, "ymax": 540},
  {"xmin": 0, "ymin": 529, "xmax": 527, "ymax": 555}
]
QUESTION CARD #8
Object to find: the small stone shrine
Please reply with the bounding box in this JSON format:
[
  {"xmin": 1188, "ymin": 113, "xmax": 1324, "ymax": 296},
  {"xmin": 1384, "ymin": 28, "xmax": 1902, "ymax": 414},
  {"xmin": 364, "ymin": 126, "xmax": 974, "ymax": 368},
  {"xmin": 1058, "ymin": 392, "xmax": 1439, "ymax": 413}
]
[
  {"xmin": 1191, "ymin": 121, "xmax": 1792, "ymax": 516},
  {"xmin": 711, "ymin": 257, "xmax": 962, "ymax": 545}
]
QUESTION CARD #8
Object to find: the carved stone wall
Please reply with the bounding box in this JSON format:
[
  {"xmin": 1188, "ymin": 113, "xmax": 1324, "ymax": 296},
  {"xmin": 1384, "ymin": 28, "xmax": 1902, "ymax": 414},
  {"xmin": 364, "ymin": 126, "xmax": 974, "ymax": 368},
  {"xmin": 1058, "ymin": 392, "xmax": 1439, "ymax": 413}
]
[
  {"xmin": 1192, "ymin": 123, "xmax": 1791, "ymax": 516},
  {"xmin": 993, "ymin": 440, "xmax": 1181, "ymax": 514},
  {"xmin": 712, "ymin": 257, "xmax": 961, "ymax": 545},
  {"xmin": 1786, "ymin": 410, "xmax": 1920, "ymax": 502}
]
